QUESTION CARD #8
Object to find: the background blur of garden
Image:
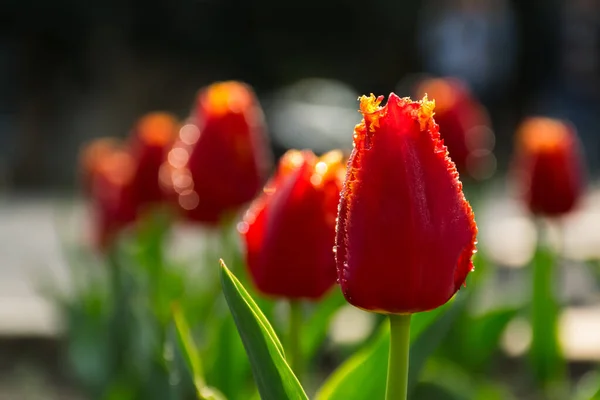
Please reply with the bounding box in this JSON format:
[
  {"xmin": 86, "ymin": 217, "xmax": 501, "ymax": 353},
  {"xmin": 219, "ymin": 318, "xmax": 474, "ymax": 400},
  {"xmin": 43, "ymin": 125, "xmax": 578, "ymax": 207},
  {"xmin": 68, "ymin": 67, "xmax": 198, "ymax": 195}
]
[{"xmin": 1, "ymin": 0, "xmax": 600, "ymax": 399}]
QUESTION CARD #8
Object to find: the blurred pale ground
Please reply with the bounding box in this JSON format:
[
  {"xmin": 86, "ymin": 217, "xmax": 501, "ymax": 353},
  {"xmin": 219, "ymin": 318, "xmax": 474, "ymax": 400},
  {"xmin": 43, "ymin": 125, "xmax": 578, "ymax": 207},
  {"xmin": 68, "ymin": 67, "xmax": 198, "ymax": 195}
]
[{"xmin": 2, "ymin": 181, "xmax": 600, "ymax": 362}]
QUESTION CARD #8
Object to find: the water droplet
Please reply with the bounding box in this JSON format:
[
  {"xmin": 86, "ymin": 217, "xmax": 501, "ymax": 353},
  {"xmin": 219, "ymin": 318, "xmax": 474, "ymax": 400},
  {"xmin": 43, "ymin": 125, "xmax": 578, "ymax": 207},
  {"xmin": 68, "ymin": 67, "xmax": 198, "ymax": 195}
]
[
  {"xmin": 332, "ymin": 246, "xmax": 337, "ymax": 254},
  {"xmin": 364, "ymin": 131, "xmax": 373, "ymax": 150}
]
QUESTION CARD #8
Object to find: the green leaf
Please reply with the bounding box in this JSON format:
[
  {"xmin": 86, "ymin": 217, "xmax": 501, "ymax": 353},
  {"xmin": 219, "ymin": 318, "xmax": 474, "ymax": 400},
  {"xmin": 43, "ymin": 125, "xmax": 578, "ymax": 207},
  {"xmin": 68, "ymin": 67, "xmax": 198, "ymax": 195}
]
[
  {"xmin": 66, "ymin": 291, "xmax": 113, "ymax": 394},
  {"xmin": 316, "ymin": 296, "xmax": 465, "ymax": 400},
  {"xmin": 529, "ymin": 246, "xmax": 564, "ymax": 385},
  {"xmin": 315, "ymin": 317, "xmax": 389, "ymax": 400},
  {"xmin": 173, "ymin": 304, "xmax": 225, "ymax": 400},
  {"xmin": 469, "ymin": 250, "xmax": 491, "ymax": 288},
  {"xmin": 439, "ymin": 304, "xmax": 518, "ymax": 374},
  {"xmin": 574, "ymin": 370, "xmax": 600, "ymax": 400},
  {"xmin": 464, "ymin": 307, "xmax": 519, "ymax": 370},
  {"xmin": 220, "ymin": 260, "xmax": 308, "ymax": 400},
  {"xmin": 103, "ymin": 377, "xmax": 140, "ymax": 400},
  {"xmin": 303, "ymin": 289, "xmax": 347, "ymax": 361},
  {"xmin": 205, "ymin": 301, "xmax": 253, "ymax": 400},
  {"xmin": 407, "ymin": 296, "xmax": 467, "ymax": 394},
  {"xmin": 412, "ymin": 382, "xmax": 465, "ymax": 400},
  {"xmin": 414, "ymin": 359, "xmax": 516, "ymax": 400},
  {"xmin": 173, "ymin": 304, "xmax": 206, "ymax": 392}
]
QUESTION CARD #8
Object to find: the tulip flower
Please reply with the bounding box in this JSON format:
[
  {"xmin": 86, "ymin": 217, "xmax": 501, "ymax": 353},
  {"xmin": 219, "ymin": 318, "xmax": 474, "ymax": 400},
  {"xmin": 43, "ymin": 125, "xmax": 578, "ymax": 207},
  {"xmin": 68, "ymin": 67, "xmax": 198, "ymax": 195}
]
[
  {"xmin": 240, "ymin": 149, "xmax": 345, "ymax": 374},
  {"xmin": 511, "ymin": 117, "xmax": 584, "ymax": 389},
  {"xmin": 80, "ymin": 113, "xmax": 178, "ymax": 250},
  {"xmin": 128, "ymin": 112, "xmax": 179, "ymax": 208},
  {"xmin": 163, "ymin": 81, "xmax": 272, "ymax": 224},
  {"xmin": 79, "ymin": 137, "xmax": 121, "ymax": 193},
  {"xmin": 241, "ymin": 149, "xmax": 344, "ymax": 300},
  {"xmin": 335, "ymin": 93, "xmax": 477, "ymax": 400},
  {"xmin": 415, "ymin": 77, "xmax": 494, "ymax": 180},
  {"xmin": 512, "ymin": 117, "xmax": 584, "ymax": 217},
  {"xmin": 89, "ymin": 148, "xmax": 137, "ymax": 250}
]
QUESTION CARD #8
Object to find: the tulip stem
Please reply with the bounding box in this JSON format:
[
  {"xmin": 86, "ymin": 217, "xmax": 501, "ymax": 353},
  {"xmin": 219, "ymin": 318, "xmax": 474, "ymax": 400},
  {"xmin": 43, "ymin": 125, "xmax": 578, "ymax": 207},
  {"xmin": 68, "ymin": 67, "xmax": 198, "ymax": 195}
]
[
  {"xmin": 288, "ymin": 300, "xmax": 303, "ymax": 377},
  {"xmin": 386, "ymin": 314, "xmax": 411, "ymax": 400}
]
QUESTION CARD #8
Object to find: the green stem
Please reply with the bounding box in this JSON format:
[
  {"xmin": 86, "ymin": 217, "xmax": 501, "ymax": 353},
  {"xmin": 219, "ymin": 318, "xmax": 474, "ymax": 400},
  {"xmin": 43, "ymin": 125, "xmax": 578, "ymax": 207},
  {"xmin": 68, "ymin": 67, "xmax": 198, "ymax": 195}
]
[
  {"xmin": 107, "ymin": 247, "xmax": 128, "ymax": 378},
  {"xmin": 386, "ymin": 314, "xmax": 411, "ymax": 400},
  {"xmin": 288, "ymin": 300, "xmax": 303, "ymax": 376},
  {"xmin": 531, "ymin": 219, "xmax": 565, "ymax": 396}
]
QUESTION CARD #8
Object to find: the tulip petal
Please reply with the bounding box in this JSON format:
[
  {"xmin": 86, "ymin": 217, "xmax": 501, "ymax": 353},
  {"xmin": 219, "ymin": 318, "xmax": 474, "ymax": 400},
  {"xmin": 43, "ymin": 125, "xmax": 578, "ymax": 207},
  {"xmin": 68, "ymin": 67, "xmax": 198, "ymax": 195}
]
[{"xmin": 336, "ymin": 94, "xmax": 477, "ymax": 314}]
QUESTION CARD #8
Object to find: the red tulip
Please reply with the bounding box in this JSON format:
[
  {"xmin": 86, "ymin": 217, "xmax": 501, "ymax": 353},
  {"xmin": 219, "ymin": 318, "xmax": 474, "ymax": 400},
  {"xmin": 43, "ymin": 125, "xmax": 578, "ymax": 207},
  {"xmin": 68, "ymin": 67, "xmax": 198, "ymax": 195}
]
[
  {"xmin": 335, "ymin": 94, "xmax": 478, "ymax": 314},
  {"xmin": 79, "ymin": 137, "xmax": 121, "ymax": 193},
  {"xmin": 163, "ymin": 81, "xmax": 272, "ymax": 224},
  {"xmin": 512, "ymin": 117, "xmax": 584, "ymax": 217},
  {"xmin": 128, "ymin": 112, "xmax": 179, "ymax": 208},
  {"xmin": 240, "ymin": 149, "xmax": 345, "ymax": 300},
  {"xmin": 89, "ymin": 149, "xmax": 137, "ymax": 250},
  {"xmin": 415, "ymin": 78, "xmax": 494, "ymax": 179}
]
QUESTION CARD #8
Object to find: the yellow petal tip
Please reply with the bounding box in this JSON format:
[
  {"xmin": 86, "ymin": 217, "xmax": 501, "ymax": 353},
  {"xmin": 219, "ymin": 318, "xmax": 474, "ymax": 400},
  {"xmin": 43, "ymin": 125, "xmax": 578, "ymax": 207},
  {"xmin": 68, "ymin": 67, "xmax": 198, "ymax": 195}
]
[
  {"xmin": 417, "ymin": 94, "xmax": 436, "ymax": 131},
  {"xmin": 359, "ymin": 94, "xmax": 383, "ymax": 115}
]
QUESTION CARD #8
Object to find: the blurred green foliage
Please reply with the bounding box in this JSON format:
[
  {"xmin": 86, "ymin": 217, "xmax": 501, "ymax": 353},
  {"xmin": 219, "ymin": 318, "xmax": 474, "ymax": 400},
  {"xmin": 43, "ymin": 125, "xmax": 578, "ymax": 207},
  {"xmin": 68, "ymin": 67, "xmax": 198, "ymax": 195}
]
[{"xmin": 55, "ymin": 198, "xmax": 600, "ymax": 399}]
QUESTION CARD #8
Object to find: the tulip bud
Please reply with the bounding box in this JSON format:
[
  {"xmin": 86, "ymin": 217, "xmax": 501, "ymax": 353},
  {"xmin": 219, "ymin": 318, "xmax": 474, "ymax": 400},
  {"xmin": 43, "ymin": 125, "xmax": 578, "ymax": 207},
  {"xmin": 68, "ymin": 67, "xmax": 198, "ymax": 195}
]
[
  {"xmin": 240, "ymin": 149, "xmax": 345, "ymax": 300},
  {"xmin": 128, "ymin": 112, "xmax": 179, "ymax": 208},
  {"xmin": 415, "ymin": 78, "xmax": 494, "ymax": 180},
  {"xmin": 512, "ymin": 117, "xmax": 585, "ymax": 217},
  {"xmin": 90, "ymin": 149, "xmax": 137, "ymax": 250},
  {"xmin": 335, "ymin": 94, "xmax": 478, "ymax": 314},
  {"xmin": 79, "ymin": 137, "xmax": 121, "ymax": 193},
  {"xmin": 164, "ymin": 81, "xmax": 272, "ymax": 224}
]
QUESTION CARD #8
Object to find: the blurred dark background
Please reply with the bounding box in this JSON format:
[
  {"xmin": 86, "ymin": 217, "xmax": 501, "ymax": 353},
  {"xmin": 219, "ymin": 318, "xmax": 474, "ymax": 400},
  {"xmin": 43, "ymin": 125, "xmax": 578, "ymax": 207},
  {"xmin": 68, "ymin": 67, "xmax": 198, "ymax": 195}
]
[{"xmin": 0, "ymin": 0, "xmax": 599, "ymax": 190}]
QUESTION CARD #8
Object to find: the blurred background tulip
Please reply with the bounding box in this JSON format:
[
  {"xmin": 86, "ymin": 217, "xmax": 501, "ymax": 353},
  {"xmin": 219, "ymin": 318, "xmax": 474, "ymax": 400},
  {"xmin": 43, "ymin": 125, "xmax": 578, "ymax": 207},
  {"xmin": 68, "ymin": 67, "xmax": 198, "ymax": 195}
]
[
  {"xmin": 512, "ymin": 117, "xmax": 585, "ymax": 218},
  {"xmin": 78, "ymin": 137, "xmax": 121, "ymax": 194},
  {"xmin": 128, "ymin": 112, "xmax": 179, "ymax": 209},
  {"xmin": 80, "ymin": 113, "xmax": 179, "ymax": 251},
  {"xmin": 414, "ymin": 77, "xmax": 496, "ymax": 181},
  {"xmin": 241, "ymin": 149, "xmax": 344, "ymax": 300},
  {"xmin": 161, "ymin": 81, "xmax": 273, "ymax": 225},
  {"xmin": 239, "ymin": 148, "xmax": 345, "ymax": 379},
  {"xmin": 509, "ymin": 117, "xmax": 588, "ymax": 395},
  {"xmin": 88, "ymin": 147, "xmax": 137, "ymax": 250}
]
